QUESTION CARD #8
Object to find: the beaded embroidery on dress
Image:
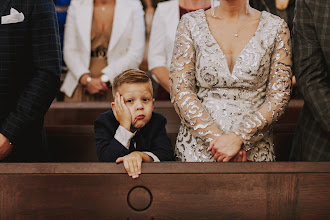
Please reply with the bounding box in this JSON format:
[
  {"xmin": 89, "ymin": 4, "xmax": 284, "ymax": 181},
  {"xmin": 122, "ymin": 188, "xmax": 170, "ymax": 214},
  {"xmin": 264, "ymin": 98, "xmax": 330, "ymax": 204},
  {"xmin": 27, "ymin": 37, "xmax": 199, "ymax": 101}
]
[{"xmin": 170, "ymin": 10, "xmax": 292, "ymax": 162}]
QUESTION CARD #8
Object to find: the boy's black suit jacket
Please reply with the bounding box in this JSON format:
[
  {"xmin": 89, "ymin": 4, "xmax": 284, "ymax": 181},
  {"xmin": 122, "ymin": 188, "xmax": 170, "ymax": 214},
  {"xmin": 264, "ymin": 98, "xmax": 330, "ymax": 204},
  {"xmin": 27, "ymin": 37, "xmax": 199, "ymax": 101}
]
[
  {"xmin": 95, "ymin": 110, "xmax": 175, "ymax": 162},
  {"xmin": 0, "ymin": 0, "xmax": 61, "ymax": 161}
]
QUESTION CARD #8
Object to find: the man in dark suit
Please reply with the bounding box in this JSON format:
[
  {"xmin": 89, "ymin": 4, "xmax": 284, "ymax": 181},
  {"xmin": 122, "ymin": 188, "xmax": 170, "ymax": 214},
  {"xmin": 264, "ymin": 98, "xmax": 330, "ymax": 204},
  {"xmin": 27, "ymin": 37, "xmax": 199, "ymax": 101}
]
[
  {"xmin": 290, "ymin": 0, "xmax": 330, "ymax": 161},
  {"xmin": 0, "ymin": 0, "xmax": 61, "ymax": 162}
]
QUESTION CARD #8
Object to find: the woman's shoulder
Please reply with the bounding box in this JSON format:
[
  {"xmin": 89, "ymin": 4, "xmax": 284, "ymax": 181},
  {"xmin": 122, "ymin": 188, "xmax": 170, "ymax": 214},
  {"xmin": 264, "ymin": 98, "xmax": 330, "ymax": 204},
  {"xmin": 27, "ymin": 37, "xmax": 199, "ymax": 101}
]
[
  {"xmin": 261, "ymin": 11, "xmax": 287, "ymax": 28},
  {"xmin": 257, "ymin": 11, "xmax": 290, "ymax": 43},
  {"xmin": 180, "ymin": 9, "xmax": 205, "ymax": 25}
]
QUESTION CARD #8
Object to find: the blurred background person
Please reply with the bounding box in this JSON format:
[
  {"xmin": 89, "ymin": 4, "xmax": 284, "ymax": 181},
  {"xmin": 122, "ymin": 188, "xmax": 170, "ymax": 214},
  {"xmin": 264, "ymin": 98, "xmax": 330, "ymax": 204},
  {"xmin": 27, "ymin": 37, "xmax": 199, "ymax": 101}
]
[
  {"xmin": 140, "ymin": 0, "xmax": 168, "ymax": 37},
  {"xmin": 148, "ymin": 0, "xmax": 211, "ymax": 100},
  {"xmin": 60, "ymin": 0, "xmax": 145, "ymax": 102},
  {"xmin": 139, "ymin": 0, "xmax": 167, "ymax": 89},
  {"xmin": 250, "ymin": 0, "xmax": 294, "ymax": 31}
]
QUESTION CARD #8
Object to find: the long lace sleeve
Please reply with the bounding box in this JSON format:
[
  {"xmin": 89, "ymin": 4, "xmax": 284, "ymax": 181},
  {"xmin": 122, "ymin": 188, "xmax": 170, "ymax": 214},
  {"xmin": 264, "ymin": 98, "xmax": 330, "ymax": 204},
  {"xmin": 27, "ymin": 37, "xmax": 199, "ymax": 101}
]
[
  {"xmin": 170, "ymin": 16, "xmax": 223, "ymax": 144},
  {"xmin": 234, "ymin": 21, "xmax": 292, "ymax": 146}
]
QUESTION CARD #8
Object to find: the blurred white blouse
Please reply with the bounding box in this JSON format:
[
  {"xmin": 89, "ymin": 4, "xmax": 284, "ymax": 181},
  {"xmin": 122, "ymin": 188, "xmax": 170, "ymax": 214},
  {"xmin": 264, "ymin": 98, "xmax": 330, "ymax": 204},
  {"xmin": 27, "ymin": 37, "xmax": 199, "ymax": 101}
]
[{"xmin": 148, "ymin": 0, "xmax": 179, "ymax": 72}]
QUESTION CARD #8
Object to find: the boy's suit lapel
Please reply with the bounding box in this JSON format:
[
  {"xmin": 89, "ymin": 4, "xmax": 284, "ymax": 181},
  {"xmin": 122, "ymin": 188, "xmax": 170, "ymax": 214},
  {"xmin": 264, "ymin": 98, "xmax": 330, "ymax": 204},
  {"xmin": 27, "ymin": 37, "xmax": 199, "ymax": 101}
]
[
  {"xmin": 0, "ymin": 0, "xmax": 11, "ymax": 17},
  {"xmin": 75, "ymin": 1, "xmax": 93, "ymax": 52},
  {"xmin": 108, "ymin": 0, "xmax": 131, "ymax": 53}
]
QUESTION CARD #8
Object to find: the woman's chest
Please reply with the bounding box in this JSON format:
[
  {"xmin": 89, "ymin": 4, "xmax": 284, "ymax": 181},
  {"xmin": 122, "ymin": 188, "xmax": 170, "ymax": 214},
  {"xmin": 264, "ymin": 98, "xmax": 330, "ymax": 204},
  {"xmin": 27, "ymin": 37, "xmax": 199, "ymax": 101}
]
[
  {"xmin": 92, "ymin": 7, "xmax": 115, "ymax": 32},
  {"xmin": 193, "ymin": 34, "xmax": 274, "ymax": 89}
]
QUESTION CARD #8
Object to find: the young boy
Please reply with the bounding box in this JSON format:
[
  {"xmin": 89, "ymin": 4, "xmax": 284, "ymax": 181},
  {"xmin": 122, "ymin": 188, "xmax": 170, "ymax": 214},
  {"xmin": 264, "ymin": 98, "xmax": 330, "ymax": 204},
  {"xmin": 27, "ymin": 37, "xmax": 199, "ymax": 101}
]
[{"xmin": 94, "ymin": 69, "xmax": 175, "ymax": 178}]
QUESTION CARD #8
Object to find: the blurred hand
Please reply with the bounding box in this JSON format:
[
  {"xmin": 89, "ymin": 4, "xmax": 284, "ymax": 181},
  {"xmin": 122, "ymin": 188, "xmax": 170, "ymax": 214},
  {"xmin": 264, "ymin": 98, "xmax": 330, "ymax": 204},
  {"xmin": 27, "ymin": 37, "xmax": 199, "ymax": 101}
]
[
  {"xmin": 0, "ymin": 133, "xmax": 13, "ymax": 160},
  {"xmin": 207, "ymin": 132, "xmax": 243, "ymax": 162},
  {"xmin": 80, "ymin": 74, "xmax": 107, "ymax": 95},
  {"xmin": 85, "ymin": 76, "xmax": 108, "ymax": 95}
]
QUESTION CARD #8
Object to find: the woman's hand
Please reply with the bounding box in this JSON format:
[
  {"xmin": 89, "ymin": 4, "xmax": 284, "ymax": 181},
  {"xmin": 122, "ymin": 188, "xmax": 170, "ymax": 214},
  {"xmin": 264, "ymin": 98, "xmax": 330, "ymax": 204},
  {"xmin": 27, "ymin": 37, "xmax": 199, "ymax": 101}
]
[
  {"xmin": 116, "ymin": 152, "xmax": 144, "ymax": 179},
  {"xmin": 207, "ymin": 132, "xmax": 244, "ymax": 162},
  {"xmin": 85, "ymin": 76, "xmax": 108, "ymax": 95},
  {"xmin": 230, "ymin": 150, "xmax": 247, "ymax": 162},
  {"xmin": 80, "ymin": 74, "xmax": 108, "ymax": 95}
]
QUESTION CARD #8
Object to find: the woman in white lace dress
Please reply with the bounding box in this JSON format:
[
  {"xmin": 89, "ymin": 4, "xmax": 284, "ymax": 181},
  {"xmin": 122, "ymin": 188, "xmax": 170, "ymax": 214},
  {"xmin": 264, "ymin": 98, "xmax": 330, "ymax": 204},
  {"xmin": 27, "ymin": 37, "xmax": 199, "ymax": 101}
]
[{"xmin": 170, "ymin": 0, "xmax": 292, "ymax": 162}]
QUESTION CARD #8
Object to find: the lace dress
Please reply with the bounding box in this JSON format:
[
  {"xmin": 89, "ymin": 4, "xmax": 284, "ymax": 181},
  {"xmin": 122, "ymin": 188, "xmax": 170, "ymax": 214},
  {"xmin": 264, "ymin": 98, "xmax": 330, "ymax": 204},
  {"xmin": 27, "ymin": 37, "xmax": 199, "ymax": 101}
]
[{"xmin": 170, "ymin": 10, "xmax": 292, "ymax": 162}]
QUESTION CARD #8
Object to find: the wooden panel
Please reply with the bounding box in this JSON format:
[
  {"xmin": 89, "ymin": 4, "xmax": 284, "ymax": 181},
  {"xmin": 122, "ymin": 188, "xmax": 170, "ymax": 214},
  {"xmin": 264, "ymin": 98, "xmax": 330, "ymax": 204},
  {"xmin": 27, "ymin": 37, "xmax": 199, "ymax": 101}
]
[
  {"xmin": 1, "ymin": 162, "xmax": 330, "ymax": 174},
  {"xmin": 296, "ymin": 173, "xmax": 330, "ymax": 219},
  {"xmin": 46, "ymin": 124, "xmax": 292, "ymax": 162},
  {"xmin": 0, "ymin": 163, "xmax": 329, "ymax": 220},
  {"xmin": 45, "ymin": 100, "xmax": 303, "ymax": 126},
  {"xmin": 45, "ymin": 125, "xmax": 179, "ymax": 162},
  {"xmin": 44, "ymin": 101, "xmax": 180, "ymax": 126},
  {"xmin": 44, "ymin": 100, "xmax": 303, "ymax": 162}
]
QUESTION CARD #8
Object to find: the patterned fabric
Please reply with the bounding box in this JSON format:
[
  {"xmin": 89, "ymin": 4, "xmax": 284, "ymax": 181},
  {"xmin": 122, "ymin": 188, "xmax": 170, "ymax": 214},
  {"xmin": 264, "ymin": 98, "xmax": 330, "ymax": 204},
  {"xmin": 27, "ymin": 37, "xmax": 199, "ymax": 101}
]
[
  {"xmin": 0, "ymin": 0, "xmax": 61, "ymax": 161},
  {"xmin": 290, "ymin": 0, "xmax": 330, "ymax": 161},
  {"xmin": 170, "ymin": 10, "xmax": 292, "ymax": 162}
]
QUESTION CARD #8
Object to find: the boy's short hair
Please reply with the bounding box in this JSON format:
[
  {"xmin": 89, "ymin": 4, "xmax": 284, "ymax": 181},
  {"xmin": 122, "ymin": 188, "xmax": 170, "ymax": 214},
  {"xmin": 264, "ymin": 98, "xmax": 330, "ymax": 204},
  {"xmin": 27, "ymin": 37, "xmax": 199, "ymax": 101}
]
[{"xmin": 112, "ymin": 69, "xmax": 153, "ymax": 97}]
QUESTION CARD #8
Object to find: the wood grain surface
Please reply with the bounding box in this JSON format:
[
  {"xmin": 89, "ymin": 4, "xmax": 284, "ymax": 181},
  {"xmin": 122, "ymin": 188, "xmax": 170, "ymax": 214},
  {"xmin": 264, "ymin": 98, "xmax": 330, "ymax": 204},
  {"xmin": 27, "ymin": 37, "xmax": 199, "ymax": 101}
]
[{"xmin": 0, "ymin": 162, "xmax": 329, "ymax": 219}]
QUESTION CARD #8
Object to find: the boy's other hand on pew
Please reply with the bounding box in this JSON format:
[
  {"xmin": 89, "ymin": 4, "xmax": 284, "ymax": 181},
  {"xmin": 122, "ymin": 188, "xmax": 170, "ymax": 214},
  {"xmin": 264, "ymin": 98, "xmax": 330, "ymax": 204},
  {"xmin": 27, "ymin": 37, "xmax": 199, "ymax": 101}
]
[{"xmin": 116, "ymin": 152, "xmax": 153, "ymax": 179}]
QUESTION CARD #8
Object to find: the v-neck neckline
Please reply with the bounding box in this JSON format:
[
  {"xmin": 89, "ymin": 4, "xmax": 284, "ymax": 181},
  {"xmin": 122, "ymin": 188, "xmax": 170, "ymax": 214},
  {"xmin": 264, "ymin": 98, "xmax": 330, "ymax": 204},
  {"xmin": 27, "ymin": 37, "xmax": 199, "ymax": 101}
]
[{"xmin": 201, "ymin": 10, "xmax": 265, "ymax": 75}]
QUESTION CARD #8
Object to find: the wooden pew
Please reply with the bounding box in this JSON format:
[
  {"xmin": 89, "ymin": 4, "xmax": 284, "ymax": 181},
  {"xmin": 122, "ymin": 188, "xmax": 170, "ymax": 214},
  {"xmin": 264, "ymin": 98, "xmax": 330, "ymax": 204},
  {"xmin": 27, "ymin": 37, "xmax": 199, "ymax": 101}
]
[
  {"xmin": 0, "ymin": 162, "xmax": 329, "ymax": 219},
  {"xmin": 45, "ymin": 100, "xmax": 303, "ymax": 162},
  {"xmin": 45, "ymin": 101, "xmax": 180, "ymax": 125},
  {"xmin": 46, "ymin": 124, "xmax": 178, "ymax": 162},
  {"xmin": 45, "ymin": 101, "xmax": 180, "ymax": 161},
  {"xmin": 45, "ymin": 100, "xmax": 303, "ymax": 126}
]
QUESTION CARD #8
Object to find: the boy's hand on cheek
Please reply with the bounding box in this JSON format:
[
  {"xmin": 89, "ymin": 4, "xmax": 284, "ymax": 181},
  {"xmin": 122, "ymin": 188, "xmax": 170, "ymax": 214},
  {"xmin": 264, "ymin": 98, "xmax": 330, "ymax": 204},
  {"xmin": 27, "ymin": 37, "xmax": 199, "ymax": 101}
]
[
  {"xmin": 116, "ymin": 152, "xmax": 143, "ymax": 179},
  {"xmin": 112, "ymin": 92, "xmax": 132, "ymax": 131}
]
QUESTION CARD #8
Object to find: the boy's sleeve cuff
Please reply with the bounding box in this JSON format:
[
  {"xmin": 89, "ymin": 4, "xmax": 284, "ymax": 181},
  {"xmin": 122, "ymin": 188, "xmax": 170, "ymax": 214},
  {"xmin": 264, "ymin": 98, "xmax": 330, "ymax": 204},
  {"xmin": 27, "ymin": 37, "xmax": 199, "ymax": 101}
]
[
  {"xmin": 114, "ymin": 125, "xmax": 134, "ymax": 149},
  {"xmin": 143, "ymin": 152, "xmax": 160, "ymax": 162}
]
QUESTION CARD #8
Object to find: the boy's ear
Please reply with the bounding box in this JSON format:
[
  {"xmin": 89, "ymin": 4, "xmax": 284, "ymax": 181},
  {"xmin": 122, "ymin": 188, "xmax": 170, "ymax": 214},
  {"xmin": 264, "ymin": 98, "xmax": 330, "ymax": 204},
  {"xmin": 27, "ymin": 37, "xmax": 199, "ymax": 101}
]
[{"xmin": 152, "ymin": 98, "xmax": 155, "ymax": 108}]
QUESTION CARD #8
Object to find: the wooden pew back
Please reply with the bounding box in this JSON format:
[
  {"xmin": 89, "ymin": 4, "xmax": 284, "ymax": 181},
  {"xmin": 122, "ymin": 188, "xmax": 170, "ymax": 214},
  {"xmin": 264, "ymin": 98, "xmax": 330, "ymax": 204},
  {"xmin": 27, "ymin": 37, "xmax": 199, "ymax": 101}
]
[
  {"xmin": 45, "ymin": 100, "xmax": 303, "ymax": 162},
  {"xmin": 0, "ymin": 162, "xmax": 329, "ymax": 219}
]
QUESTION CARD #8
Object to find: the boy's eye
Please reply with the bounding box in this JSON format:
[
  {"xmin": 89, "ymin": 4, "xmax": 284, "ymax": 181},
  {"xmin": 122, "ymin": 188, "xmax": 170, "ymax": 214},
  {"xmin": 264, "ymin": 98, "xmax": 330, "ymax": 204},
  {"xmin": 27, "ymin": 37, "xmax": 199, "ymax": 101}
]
[
  {"xmin": 126, "ymin": 99, "xmax": 133, "ymax": 103},
  {"xmin": 143, "ymin": 98, "xmax": 149, "ymax": 102}
]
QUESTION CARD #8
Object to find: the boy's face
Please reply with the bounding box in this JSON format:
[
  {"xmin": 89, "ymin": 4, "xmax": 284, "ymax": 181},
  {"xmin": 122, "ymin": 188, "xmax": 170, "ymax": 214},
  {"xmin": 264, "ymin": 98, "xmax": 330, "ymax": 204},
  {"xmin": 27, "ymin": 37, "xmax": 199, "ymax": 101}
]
[{"xmin": 117, "ymin": 82, "xmax": 155, "ymax": 130}]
